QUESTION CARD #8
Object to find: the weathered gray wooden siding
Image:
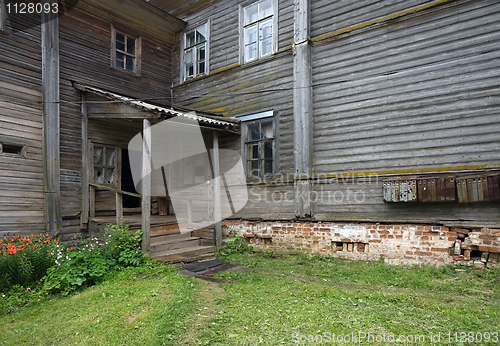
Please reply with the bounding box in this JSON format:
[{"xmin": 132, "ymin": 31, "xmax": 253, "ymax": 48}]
[
  {"xmin": 173, "ymin": 0, "xmax": 294, "ymax": 84},
  {"xmin": 57, "ymin": 8, "xmax": 176, "ymax": 233},
  {"xmin": 0, "ymin": 15, "xmax": 45, "ymax": 235},
  {"xmin": 312, "ymin": 177, "xmax": 500, "ymax": 228},
  {"xmin": 310, "ymin": 0, "xmax": 500, "ymax": 226},
  {"xmin": 310, "ymin": 0, "xmax": 431, "ymax": 39},
  {"xmin": 312, "ymin": 0, "xmax": 500, "ymax": 175}
]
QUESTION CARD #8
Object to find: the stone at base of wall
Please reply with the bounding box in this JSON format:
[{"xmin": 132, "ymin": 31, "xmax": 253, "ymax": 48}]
[{"xmin": 222, "ymin": 221, "xmax": 500, "ymax": 268}]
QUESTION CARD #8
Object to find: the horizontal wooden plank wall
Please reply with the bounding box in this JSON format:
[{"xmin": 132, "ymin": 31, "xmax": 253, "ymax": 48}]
[
  {"xmin": 310, "ymin": 0, "xmax": 500, "ymax": 226},
  {"xmin": 57, "ymin": 6, "xmax": 178, "ymax": 236},
  {"xmin": 0, "ymin": 14, "xmax": 45, "ymax": 236}
]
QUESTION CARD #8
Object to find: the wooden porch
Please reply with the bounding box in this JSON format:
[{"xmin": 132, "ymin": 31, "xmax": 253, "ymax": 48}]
[{"xmin": 89, "ymin": 214, "xmax": 216, "ymax": 263}]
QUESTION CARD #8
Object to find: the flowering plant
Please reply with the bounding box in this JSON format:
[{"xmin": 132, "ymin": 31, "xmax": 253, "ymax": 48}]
[{"xmin": 0, "ymin": 233, "xmax": 59, "ymax": 292}]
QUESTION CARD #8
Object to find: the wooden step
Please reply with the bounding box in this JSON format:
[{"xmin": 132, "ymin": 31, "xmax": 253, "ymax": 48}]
[
  {"xmin": 152, "ymin": 246, "xmax": 216, "ymax": 263},
  {"xmin": 151, "ymin": 223, "xmax": 186, "ymax": 233},
  {"xmin": 151, "ymin": 234, "xmax": 198, "ymax": 247},
  {"xmin": 151, "ymin": 228, "xmax": 182, "ymax": 238},
  {"xmin": 150, "ymin": 237, "xmax": 201, "ymax": 253}
]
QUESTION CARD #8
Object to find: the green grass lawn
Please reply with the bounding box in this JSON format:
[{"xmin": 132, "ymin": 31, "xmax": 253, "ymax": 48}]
[{"xmin": 0, "ymin": 253, "xmax": 499, "ymax": 345}]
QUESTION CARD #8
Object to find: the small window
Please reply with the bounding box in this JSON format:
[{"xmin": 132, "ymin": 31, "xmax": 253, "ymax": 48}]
[
  {"xmin": 238, "ymin": 111, "xmax": 275, "ymax": 178},
  {"xmin": 92, "ymin": 144, "xmax": 118, "ymax": 186},
  {"xmin": 111, "ymin": 25, "xmax": 141, "ymax": 75},
  {"xmin": 242, "ymin": 0, "xmax": 275, "ymax": 63},
  {"xmin": 0, "ymin": 0, "xmax": 6, "ymax": 32},
  {"xmin": 0, "ymin": 142, "xmax": 26, "ymax": 157},
  {"xmin": 183, "ymin": 23, "xmax": 208, "ymax": 81}
]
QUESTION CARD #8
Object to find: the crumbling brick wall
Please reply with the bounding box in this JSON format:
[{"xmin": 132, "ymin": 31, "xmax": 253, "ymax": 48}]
[{"xmin": 222, "ymin": 221, "xmax": 500, "ymax": 268}]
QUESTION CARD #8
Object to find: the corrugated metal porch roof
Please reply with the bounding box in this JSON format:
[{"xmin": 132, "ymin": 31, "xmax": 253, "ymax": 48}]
[{"xmin": 73, "ymin": 82, "xmax": 239, "ymax": 130}]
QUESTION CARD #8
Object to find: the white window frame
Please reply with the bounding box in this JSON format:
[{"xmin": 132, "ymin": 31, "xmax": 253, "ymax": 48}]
[
  {"xmin": 111, "ymin": 25, "xmax": 142, "ymax": 76},
  {"xmin": 0, "ymin": 0, "xmax": 6, "ymax": 32},
  {"xmin": 235, "ymin": 111, "xmax": 277, "ymax": 179},
  {"xmin": 239, "ymin": 0, "xmax": 278, "ymax": 64},
  {"xmin": 181, "ymin": 20, "xmax": 210, "ymax": 82}
]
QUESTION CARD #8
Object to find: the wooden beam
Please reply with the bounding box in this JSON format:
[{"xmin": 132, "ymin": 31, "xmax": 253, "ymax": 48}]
[
  {"xmin": 212, "ymin": 132, "xmax": 222, "ymax": 247},
  {"xmin": 141, "ymin": 119, "xmax": 151, "ymax": 253},
  {"xmin": 293, "ymin": 0, "xmax": 313, "ymax": 217},
  {"xmin": 115, "ymin": 192, "xmax": 123, "ymax": 225},
  {"xmin": 80, "ymin": 92, "xmax": 89, "ymax": 229},
  {"xmin": 42, "ymin": 0, "xmax": 62, "ymax": 234}
]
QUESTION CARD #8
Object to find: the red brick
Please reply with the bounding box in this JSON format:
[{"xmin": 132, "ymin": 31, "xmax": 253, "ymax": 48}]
[
  {"xmin": 272, "ymin": 227, "xmax": 281, "ymax": 231},
  {"xmin": 379, "ymin": 230, "xmax": 390, "ymax": 235},
  {"xmin": 451, "ymin": 227, "xmax": 470, "ymax": 234},
  {"xmin": 341, "ymin": 238, "xmax": 351, "ymax": 243},
  {"xmin": 453, "ymin": 255, "xmax": 464, "ymax": 261},
  {"xmin": 430, "ymin": 248, "xmax": 449, "ymax": 253},
  {"xmin": 447, "ymin": 232, "xmax": 458, "ymax": 238},
  {"xmin": 479, "ymin": 246, "xmax": 500, "ymax": 253},
  {"xmin": 421, "ymin": 236, "xmax": 429, "ymax": 241},
  {"xmin": 417, "ymin": 226, "xmax": 425, "ymax": 231},
  {"xmin": 479, "ymin": 235, "xmax": 497, "ymax": 241},
  {"xmin": 396, "ymin": 235, "xmax": 403, "ymax": 239},
  {"xmin": 387, "ymin": 235, "xmax": 394, "ymax": 239},
  {"xmin": 406, "ymin": 251, "xmax": 413, "ymax": 255},
  {"xmin": 414, "ymin": 231, "xmax": 424, "ymax": 236},
  {"xmin": 423, "ymin": 226, "xmax": 432, "ymax": 231},
  {"xmin": 370, "ymin": 239, "xmax": 381, "ymax": 243}
]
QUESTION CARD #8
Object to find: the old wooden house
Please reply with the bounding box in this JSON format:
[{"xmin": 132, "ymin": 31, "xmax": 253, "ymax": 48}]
[{"xmin": 1, "ymin": 0, "xmax": 499, "ymax": 265}]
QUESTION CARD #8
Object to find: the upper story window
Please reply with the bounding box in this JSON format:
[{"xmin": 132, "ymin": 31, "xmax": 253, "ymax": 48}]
[
  {"xmin": 243, "ymin": 0, "xmax": 275, "ymax": 63},
  {"xmin": 0, "ymin": 0, "xmax": 6, "ymax": 32},
  {"xmin": 182, "ymin": 23, "xmax": 209, "ymax": 81},
  {"xmin": 111, "ymin": 25, "xmax": 141, "ymax": 76},
  {"xmin": 237, "ymin": 111, "xmax": 276, "ymax": 179}
]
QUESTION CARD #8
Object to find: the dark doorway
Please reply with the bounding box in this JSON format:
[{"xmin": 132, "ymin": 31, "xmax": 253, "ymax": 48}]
[{"xmin": 121, "ymin": 149, "xmax": 141, "ymax": 208}]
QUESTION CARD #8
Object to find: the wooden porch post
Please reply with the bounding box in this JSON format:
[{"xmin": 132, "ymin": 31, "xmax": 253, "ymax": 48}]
[
  {"xmin": 141, "ymin": 119, "xmax": 151, "ymax": 253},
  {"xmin": 41, "ymin": 0, "xmax": 62, "ymax": 234},
  {"xmin": 80, "ymin": 92, "xmax": 90, "ymax": 228},
  {"xmin": 212, "ymin": 132, "xmax": 222, "ymax": 247}
]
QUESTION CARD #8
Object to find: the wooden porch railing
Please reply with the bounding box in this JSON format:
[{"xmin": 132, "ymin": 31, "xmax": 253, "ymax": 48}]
[{"xmin": 89, "ymin": 182, "xmax": 142, "ymax": 225}]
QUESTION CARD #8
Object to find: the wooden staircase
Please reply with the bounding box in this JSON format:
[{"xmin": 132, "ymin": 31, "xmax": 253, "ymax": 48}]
[{"xmin": 149, "ymin": 223, "xmax": 216, "ymax": 263}]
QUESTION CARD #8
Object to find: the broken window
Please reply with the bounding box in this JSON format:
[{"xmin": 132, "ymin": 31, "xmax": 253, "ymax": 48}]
[
  {"xmin": 183, "ymin": 24, "xmax": 208, "ymax": 81},
  {"xmin": 92, "ymin": 144, "xmax": 117, "ymax": 186},
  {"xmin": 111, "ymin": 25, "xmax": 141, "ymax": 75},
  {"xmin": 238, "ymin": 111, "xmax": 276, "ymax": 179},
  {"xmin": 243, "ymin": 0, "xmax": 274, "ymax": 63}
]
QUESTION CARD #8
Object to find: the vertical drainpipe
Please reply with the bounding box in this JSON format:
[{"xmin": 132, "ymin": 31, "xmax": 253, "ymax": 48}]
[
  {"xmin": 41, "ymin": 0, "xmax": 62, "ymax": 235},
  {"xmin": 293, "ymin": 0, "xmax": 313, "ymax": 218}
]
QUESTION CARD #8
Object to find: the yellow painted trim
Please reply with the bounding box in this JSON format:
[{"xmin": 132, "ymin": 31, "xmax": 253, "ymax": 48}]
[
  {"xmin": 311, "ymin": 0, "xmax": 454, "ymax": 43},
  {"xmin": 313, "ymin": 164, "xmax": 500, "ymax": 179}
]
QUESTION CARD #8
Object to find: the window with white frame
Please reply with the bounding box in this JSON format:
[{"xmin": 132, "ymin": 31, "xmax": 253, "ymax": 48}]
[
  {"xmin": 243, "ymin": 0, "xmax": 274, "ymax": 63},
  {"xmin": 238, "ymin": 111, "xmax": 276, "ymax": 178},
  {"xmin": 183, "ymin": 24, "xmax": 207, "ymax": 80},
  {"xmin": 111, "ymin": 26, "xmax": 141, "ymax": 75}
]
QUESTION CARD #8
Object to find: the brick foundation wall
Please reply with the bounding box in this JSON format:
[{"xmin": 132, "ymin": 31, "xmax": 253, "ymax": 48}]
[{"xmin": 222, "ymin": 221, "xmax": 500, "ymax": 268}]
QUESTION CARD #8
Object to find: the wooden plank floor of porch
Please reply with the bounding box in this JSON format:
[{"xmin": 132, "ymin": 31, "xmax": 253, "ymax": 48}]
[{"xmin": 89, "ymin": 215, "xmax": 216, "ymax": 263}]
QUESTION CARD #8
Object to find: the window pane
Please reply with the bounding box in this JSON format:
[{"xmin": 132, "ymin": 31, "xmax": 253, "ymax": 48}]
[
  {"xmin": 126, "ymin": 56, "xmax": 135, "ymax": 71},
  {"xmin": 185, "ymin": 49, "xmax": 193, "ymax": 64},
  {"xmin": 245, "ymin": 3, "xmax": 259, "ymax": 25},
  {"xmin": 196, "ymin": 26, "xmax": 206, "ymax": 44},
  {"xmin": 263, "ymin": 159, "xmax": 273, "ymax": 175},
  {"xmin": 261, "ymin": 38, "xmax": 273, "ymax": 57},
  {"xmin": 116, "ymin": 52, "xmax": 124, "ymax": 69},
  {"xmin": 106, "ymin": 148, "xmax": 116, "ymax": 166},
  {"xmin": 186, "ymin": 31, "xmax": 195, "ymax": 48},
  {"xmin": 105, "ymin": 168, "xmax": 114, "ymax": 184},
  {"xmin": 245, "ymin": 25, "xmax": 257, "ymax": 45},
  {"xmin": 116, "ymin": 32, "xmax": 125, "ymax": 44},
  {"xmin": 116, "ymin": 40, "xmax": 125, "ymax": 52},
  {"xmin": 94, "ymin": 167, "xmax": 104, "ymax": 184},
  {"xmin": 126, "ymin": 37, "xmax": 135, "ymax": 55},
  {"xmin": 248, "ymin": 123, "xmax": 260, "ymax": 141},
  {"xmin": 197, "ymin": 45, "xmax": 205, "ymax": 61},
  {"xmin": 263, "ymin": 141, "xmax": 273, "ymax": 159},
  {"xmin": 93, "ymin": 146, "xmax": 103, "ymax": 164},
  {"xmin": 260, "ymin": 20, "xmax": 272, "ymax": 39},
  {"xmin": 197, "ymin": 61, "xmax": 205, "ymax": 74},
  {"xmin": 260, "ymin": 0, "xmax": 273, "ymax": 19},
  {"xmin": 261, "ymin": 121, "xmax": 273, "ymax": 138},
  {"xmin": 245, "ymin": 43, "xmax": 257, "ymax": 62},
  {"xmin": 248, "ymin": 144, "xmax": 259, "ymax": 160},
  {"xmin": 248, "ymin": 160, "xmax": 259, "ymax": 177},
  {"xmin": 185, "ymin": 64, "xmax": 194, "ymax": 78}
]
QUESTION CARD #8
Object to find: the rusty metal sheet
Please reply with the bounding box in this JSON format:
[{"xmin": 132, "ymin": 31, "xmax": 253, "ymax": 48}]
[
  {"xmin": 418, "ymin": 175, "xmax": 455, "ymax": 202},
  {"xmin": 488, "ymin": 174, "xmax": 500, "ymax": 201}
]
